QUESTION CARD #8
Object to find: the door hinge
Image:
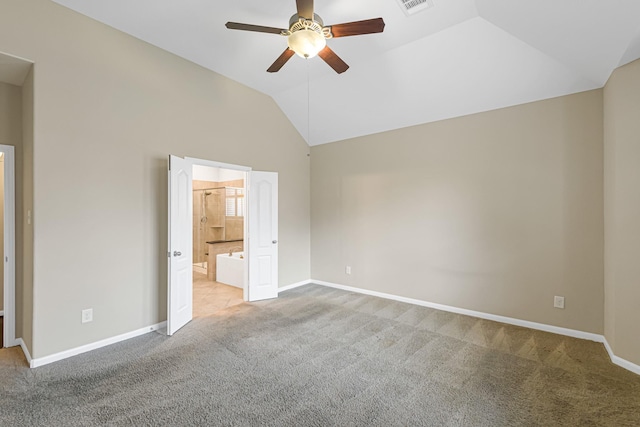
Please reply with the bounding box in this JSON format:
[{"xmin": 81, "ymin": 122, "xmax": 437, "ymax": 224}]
[{"xmin": 167, "ymin": 251, "xmax": 171, "ymax": 258}]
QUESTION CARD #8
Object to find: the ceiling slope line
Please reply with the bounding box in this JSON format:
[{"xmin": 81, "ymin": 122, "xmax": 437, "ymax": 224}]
[
  {"xmin": 477, "ymin": 18, "xmax": 602, "ymax": 89},
  {"xmin": 617, "ymin": 29, "xmax": 640, "ymax": 68}
]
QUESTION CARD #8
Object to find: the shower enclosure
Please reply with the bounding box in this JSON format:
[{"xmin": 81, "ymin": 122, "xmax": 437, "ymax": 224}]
[
  {"xmin": 193, "ymin": 188, "xmax": 224, "ymax": 270},
  {"xmin": 192, "ymin": 187, "xmax": 244, "ymax": 271}
]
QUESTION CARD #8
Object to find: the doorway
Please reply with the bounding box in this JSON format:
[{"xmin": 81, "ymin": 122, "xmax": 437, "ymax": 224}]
[
  {"xmin": 191, "ymin": 163, "xmax": 246, "ymax": 317},
  {"xmin": 0, "ymin": 51, "xmax": 33, "ymax": 354},
  {"xmin": 167, "ymin": 156, "xmax": 279, "ymax": 335},
  {"xmin": 1, "ymin": 145, "xmax": 16, "ymax": 349}
]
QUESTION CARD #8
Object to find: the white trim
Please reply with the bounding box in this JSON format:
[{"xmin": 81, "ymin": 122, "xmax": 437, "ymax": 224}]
[
  {"xmin": 603, "ymin": 338, "xmax": 640, "ymax": 376},
  {"xmin": 0, "ymin": 310, "xmax": 4, "ymax": 316},
  {"xmin": 17, "ymin": 338, "xmax": 32, "ymax": 365},
  {"xmin": 278, "ymin": 279, "xmax": 312, "ymax": 293},
  {"xmin": 15, "ymin": 281, "xmax": 640, "ymax": 376},
  {"xmin": 312, "ymin": 280, "xmax": 640, "ymax": 376},
  {"xmin": 1, "ymin": 145, "xmax": 16, "ymax": 348},
  {"xmin": 184, "ymin": 157, "xmax": 251, "ymax": 172},
  {"xmin": 243, "ymin": 172, "xmax": 249, "ymax": 302},
  {"xmin": 312, "ymin": 280, "xmax": 604, "ymax": 342},
  {"xmin": 0, "ymin": 51, "xmax": 35, "ymax": 65},
  {"xmin": 30, "ymin": 322, "xmax": 167, "ymax": 368}
]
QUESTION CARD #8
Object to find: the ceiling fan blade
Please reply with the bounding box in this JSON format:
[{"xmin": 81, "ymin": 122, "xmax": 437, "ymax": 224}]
[
  {"xmin": 267, "ymin": 48, "xmax": 296, "ymax": 73},
  {"xmin": 296, "ymin": 0, "xmax": 314, "ymax": 19},
  {"xmin": 225, "ymin": 22, "xmax": 286, "ymax": 35},
  {"xmin": 328, "ymin": 18, "xmax": 385, "ymax": 38},
  {"xmin": 318, "ymin": 46, "xmax": 349, "ymax": 74}
]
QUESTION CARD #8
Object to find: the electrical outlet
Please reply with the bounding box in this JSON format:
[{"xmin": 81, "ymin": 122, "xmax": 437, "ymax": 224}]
[
  {"xmin": 82, "ymin": 308, "xmax": 93, "ymax": 323},
  {"xmin": 345, "ymin": 266, "xmax": 352, "ymax": 275},
  {"xmin": 554, "ymin": 296, "xmax": 565, "ymax": 309}
]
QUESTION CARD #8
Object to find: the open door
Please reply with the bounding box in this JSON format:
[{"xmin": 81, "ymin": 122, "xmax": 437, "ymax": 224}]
[
  {"xmin": 167, "ymin": 155, "xmax": 193, "ymax": 335},
  {"xmin": 1, "ymin": 145, "xmax": 16, "ymax": 348},
  {"xmin": 247, "ymin": 171, "xmax": 278, "ymax": 301}
]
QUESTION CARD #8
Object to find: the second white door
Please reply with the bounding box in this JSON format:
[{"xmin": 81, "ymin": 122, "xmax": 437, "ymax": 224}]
[
  {"xmin": 247, "ymin": 171, "xmax": 278, "ymax": 301},
  {"xmin": 168, "ymin": 155, "xmax": 193, "ymax": 335}
]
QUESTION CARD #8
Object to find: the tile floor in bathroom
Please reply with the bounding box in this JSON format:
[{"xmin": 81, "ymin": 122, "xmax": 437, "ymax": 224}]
[{"xmin": 193, "ymin": 270, "xmax": 244, "ymax": 317}]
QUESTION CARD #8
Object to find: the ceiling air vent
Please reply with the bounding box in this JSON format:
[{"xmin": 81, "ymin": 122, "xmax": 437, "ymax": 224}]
[{"xmin": 396, "ymin": 0, "xmax": 435, "ymax": 16}]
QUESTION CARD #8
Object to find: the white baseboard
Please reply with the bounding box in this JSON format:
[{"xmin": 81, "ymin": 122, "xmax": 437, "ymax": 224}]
[
  {"xmin": 20, "ymin": 282, "xmax": 640, "ymax": 377},
  {"xmin": 17, "ymin": 338, "xmax": 32, "ymax": 365},
  {"xmin": 603, "ymin": 338, "xmax": 640, "ymax": 375},
  {"xmin": 30, "ymin": 321, "xmax": 167, "ymax": 368},
  {"xmin": 278, "ymin": 279, "xmax": 312, "ymax": 293},
  {"xmin": 313, "ymin": 280, "xmax": 603, "ymax": 342},
  {"xmin": 312, "ymin": 279, "xmax": 640, "ymax": 376}
]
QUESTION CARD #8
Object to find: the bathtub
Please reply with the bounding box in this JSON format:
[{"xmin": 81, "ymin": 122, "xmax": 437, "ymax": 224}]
[{"xmin": 216, "ymin": 252, "xmax": 245, "ymax": 288}]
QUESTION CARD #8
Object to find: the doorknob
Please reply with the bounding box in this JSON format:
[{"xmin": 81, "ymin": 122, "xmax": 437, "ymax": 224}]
[
  {"xmin": 173, "ymin": 251, "xmax": 182, "ymax": 257},
  {"xmin": 272, "ymin": 240, "xmax": 278, "ymax": 244}
]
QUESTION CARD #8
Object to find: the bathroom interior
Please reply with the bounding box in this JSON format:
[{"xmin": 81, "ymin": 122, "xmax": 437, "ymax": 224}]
[{"xmin": 192, "ymin": 164, "xmax": 246, "ymax": 317}]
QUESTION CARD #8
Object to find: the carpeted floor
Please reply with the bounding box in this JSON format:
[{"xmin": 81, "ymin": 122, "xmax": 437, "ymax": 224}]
[{"xmin": 1, "ymin": 284, "xmax": 639, "ymax": 426}]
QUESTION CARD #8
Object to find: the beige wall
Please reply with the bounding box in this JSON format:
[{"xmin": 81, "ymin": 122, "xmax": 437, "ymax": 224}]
[
  {"xmin": 0, "ymin": 0, "xmax": 310, "ymax": 359},
  {"xmin": 4, "ymin": 0, "xmax": 633, "ymax": 366},
  {"xmin": 604, "ymin": 59, "xmax": 640, "ymax": 365},
  {"xmin": 311, "ymin": 90, "xmax": 604, "ymax": 334}
]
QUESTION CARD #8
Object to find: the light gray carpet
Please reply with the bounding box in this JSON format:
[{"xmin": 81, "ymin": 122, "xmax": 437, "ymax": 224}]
[{"xmin": 1, "ymin": 284, "xmax": 640, "ymax": 426}]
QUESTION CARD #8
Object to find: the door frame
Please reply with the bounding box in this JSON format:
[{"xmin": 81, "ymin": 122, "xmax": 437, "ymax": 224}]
[
  {"xmin": 185, "ymin": 157, "xmax": 251, "ymax": 300},
  {"xmin": 1, "ymin": 145, "xmax": 16, "ymax": 348}
]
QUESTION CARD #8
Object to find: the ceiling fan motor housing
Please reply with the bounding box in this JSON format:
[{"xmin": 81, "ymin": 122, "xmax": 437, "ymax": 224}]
[
  {"xmin": 286, "ymin": 13, "xmax": 331, "ymax": 58},
  {"xmin": 289, "ymin": 13, "xmax": 324, "ymax": 29}
]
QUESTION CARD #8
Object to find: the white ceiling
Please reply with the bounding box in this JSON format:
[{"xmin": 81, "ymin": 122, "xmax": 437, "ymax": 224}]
[{"xmin": 51, "ymin": 0, "xmax": 640, "ymax": 145}]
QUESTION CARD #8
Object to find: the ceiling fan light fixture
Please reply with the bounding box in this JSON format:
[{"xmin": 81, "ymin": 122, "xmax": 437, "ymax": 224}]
[
  {"xmin": 288, "ymin": 29, "xmax": 326, "ymax": 58},
  {"xmin": 226, "ymin": 4, "xmax": 385, "ymax": 74}
]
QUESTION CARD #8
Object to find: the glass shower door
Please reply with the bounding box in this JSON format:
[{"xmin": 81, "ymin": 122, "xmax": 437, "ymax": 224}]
[{"xmin": 193, "ymin": 189, "xmax": 207, "ymax": 269}]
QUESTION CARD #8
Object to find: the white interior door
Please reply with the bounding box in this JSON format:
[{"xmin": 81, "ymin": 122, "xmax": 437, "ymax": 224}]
[
  {"xmin": 248, "ymin": 171, "xmax": 278, "ymax": 301},
  {"xmin": 168, "ymin": 155, "xmax": 193, "ymax": 335},
  {"xmin": 1, "ymin": 145, "xmax": 16, "ymax": 348}
]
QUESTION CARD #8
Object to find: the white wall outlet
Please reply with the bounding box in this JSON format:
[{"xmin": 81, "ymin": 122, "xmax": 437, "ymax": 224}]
[
  {"xmin": 81, "ymin": 308, "xmax": 93, "ymax": 323},
  {"xmin": 554, "ymin": 296, "xmax": 565, "ymax": 309},
  {"xmin": 345, "ymin": 266, "xmax": 352, "ymax": 275}
]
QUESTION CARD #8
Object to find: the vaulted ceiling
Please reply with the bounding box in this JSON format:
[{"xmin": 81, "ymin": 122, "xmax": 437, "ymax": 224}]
[{"xmin": 51, "ymin": 0, "xmax": 640, "ymax": 145}]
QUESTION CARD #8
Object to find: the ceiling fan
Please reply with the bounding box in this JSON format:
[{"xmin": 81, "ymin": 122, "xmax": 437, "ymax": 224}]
[{"xmin": 225, "ymin": 0, "xmax": 385, "ymax": 74}]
